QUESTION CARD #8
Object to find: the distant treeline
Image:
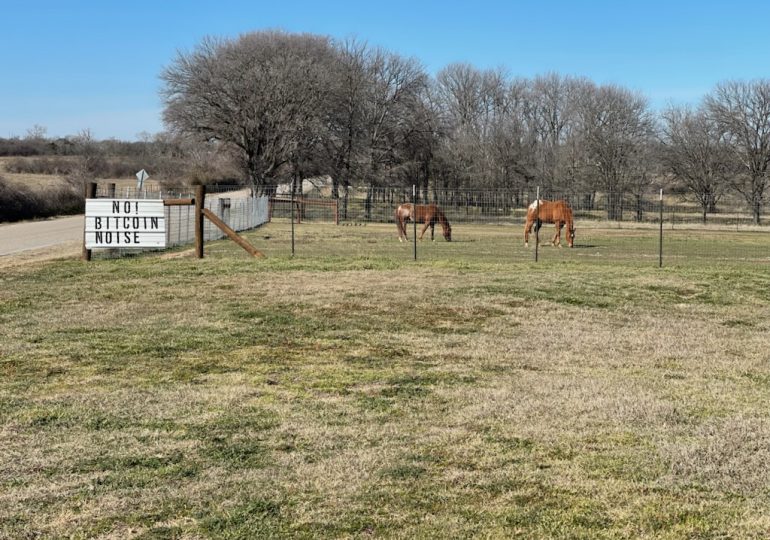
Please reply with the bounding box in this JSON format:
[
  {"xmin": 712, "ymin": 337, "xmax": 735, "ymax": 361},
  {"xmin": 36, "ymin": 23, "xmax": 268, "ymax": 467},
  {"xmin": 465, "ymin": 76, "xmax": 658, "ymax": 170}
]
[
  {"xmin": 0, "ymin": 131, "xmax": 242, "ymax": 222},
  {"xmin": 0, "ymin": 136, "xmax": 152, "ymax": 157},
  {"xmin": 4, "ymin": 156, "xmax": 140, "ymax": 179},
  {"xmin": 0, "ymin": 131, "xmax": 241, "ymax": 187}
]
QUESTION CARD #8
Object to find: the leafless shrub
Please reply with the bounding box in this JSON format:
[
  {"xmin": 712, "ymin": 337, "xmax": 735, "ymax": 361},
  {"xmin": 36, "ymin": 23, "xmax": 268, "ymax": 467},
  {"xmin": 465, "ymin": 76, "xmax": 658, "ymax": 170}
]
[
  {"xmin": 0, "ymin": 175, "xmax": 83, "ymax": 222},
  {"xmin": 4, "ymin": 156, "xmax": 75, "ymax": 175}
]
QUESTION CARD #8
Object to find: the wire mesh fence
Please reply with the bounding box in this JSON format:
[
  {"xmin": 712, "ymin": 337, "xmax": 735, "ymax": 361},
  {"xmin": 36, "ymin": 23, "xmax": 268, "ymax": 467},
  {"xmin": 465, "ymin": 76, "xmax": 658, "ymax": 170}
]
[
  {"xmin": 89, "ymin": 183, "xmax": 770, "ymax": 265},
  {"xmin": 265, "ymin": 185, "xmax": 770, "ymax": 266}
]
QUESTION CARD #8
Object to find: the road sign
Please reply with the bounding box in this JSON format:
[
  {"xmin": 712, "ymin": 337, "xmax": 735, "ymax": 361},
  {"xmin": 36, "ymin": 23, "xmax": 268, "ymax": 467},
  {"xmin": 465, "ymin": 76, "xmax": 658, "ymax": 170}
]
[
  {"xmin": 136, "ymin": 169, "xmax": 149, "ymax": 190},
  {"xmin": 85, "ymin": 199, "xmax": 166, "ymax": 249}
]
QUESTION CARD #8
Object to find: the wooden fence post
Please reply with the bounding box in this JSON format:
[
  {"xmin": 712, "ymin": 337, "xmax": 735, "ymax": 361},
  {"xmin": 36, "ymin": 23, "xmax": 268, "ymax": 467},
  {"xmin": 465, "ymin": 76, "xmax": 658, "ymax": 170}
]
[
  {"xmin": 195, "ymin": 185, "xmax": 206, "ymax": 259},
  {"xmin": 82, "ymin": 181, "xmax": 97, "ymax": 261}
]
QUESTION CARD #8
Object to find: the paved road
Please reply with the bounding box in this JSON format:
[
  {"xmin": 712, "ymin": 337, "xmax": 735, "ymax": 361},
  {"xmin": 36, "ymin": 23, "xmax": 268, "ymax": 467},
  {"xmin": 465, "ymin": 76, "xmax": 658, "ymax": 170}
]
[{"xmin": 0, "ymin": 215, "xmax": 84, "ymax": 256}]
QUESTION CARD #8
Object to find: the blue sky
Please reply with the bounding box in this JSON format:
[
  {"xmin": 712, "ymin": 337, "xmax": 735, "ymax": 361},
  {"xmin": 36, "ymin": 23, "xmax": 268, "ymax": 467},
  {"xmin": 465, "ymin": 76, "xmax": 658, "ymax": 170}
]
[{"xmin": 2, "ymin": 0, "xmax": 768, "ymax": 141}]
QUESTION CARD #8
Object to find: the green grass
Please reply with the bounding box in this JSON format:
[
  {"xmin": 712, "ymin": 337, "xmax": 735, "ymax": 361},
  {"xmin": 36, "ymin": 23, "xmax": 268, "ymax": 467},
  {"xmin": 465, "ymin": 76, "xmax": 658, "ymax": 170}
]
[{"xmin": 2, "ymin": 222, "xmax": 770, "ymax": 538}]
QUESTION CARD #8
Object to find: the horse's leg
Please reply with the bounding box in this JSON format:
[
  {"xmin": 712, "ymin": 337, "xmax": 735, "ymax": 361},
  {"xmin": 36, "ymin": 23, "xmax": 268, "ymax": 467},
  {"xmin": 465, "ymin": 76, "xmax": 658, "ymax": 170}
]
[
  {"xmin": 419, "ymin": 221, "xmax": 430, "ymax": 240},
  {"xmin": 553, "ymin": 223, "xmax": 562, "ymax": 247},
  {"xmin": 430, "ymin": 222, "xmax": 435, "ymax": 241},
  {"xmin": 524, "ymin": 219, "xmax": 532, "ymax": 247},
  {"xmin": 526, "ymin": 220, "xmax": 541, "ymax": 246}
]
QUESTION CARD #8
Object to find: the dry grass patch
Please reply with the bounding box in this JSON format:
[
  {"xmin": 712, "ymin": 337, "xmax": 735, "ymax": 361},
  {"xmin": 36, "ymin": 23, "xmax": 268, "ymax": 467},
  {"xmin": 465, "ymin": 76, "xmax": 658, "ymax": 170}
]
[{"xmin": 2, "ymin": 226, "xmax": 770, "ymax": 537}]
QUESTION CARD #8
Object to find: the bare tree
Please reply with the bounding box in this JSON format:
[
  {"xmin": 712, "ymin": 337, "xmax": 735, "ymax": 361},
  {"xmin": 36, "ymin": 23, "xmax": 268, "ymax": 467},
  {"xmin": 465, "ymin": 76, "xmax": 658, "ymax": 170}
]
[
  {"xmin": 361, "ymin": 48, "xmax": 428, "ymax": 185},
  {"xmin": 628, "ymin": 139, "xmax": 659, "ymax": 222},
  {"xmin": 324, "ymin": 38, "xmax": 370, "ymax": 201},
  {"xmin": 487, "ymin": 78, "xmax": 537, "ymax": 198},
  {"xmin": 660, "ymin": 105, "xmax": 729, "ymax": 222},
  {"xmin": 435, "ymin": 64, "xmax": 536, "ymax": 192},
  {"xmin": 434, "ymin": 64, "xmax": 486, "ymax": 191},
  {"xmin": 67, "ymin": 129, "xmax": 106, "ymax": 188},
  {"xmin": 705, "ymin": 80, "xmax": 770, "ymax": 224},
  {"xmin": 436, "ymin": 63, "xmax": 484, "ymax": 131},
  {"xmin": 576, "ymin": 83, "xmax": 654, "ymax": 219},
  {"xmin": 160, "ymin": 31, "xmax": 338, "ymax": 194},
  {"xmin": 25, "ymin": 125, "xmax": 47, "ymax": 141},
  {"xmin": 530, "ymin": 74, "xmax": 587, "ymax": 194}
]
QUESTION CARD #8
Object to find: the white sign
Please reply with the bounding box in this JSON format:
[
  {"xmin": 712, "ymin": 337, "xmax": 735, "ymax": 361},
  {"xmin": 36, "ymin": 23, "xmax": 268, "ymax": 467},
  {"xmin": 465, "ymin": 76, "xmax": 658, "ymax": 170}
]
[
  {"xmin": 85, "ymin": 199, "xmax": 166, "ymax": 249},
  {"xmin": 136, "ymin": 169, "xmax": 149, "ymax": 190}
]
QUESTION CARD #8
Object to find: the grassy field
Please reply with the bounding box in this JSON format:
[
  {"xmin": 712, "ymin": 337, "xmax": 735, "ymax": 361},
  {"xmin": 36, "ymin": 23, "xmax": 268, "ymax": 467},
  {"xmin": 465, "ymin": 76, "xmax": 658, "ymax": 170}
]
[{"xmin": 2, "ymin": 222, "xmax": 770, "ymax": 539}]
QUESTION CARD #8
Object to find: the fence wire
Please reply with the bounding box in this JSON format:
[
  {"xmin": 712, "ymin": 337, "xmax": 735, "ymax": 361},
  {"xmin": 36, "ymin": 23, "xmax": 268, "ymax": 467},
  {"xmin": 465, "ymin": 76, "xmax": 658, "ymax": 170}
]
[
  {"xmin": 265, "ymin": 186, "xmax": 770, "ymax": 265},
  {"xmin": 90, "ymin": 184, "xmax": 770, "ymax": 265}
]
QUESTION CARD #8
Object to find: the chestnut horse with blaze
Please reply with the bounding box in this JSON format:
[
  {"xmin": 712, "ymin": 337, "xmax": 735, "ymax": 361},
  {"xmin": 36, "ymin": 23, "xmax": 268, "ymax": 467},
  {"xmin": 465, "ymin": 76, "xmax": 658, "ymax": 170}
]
[
  {"xmin": 395, "ymin": 203, "xmax": 452, "ymax": 242},
  {"xmin": 524, "ymin": 199, "xmax": 575, "ymax": 248}
]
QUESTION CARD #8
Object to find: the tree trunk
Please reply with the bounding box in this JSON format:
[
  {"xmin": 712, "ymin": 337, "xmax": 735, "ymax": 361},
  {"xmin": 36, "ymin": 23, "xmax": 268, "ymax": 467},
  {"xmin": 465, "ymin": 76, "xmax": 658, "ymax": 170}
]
[
  {"xmin": 365, "ymin": 185, "xmax": 373, "ymax": 221},
  {"xmin": 753, "ymin": 200, "xmax": 761, "ymax": 225}
]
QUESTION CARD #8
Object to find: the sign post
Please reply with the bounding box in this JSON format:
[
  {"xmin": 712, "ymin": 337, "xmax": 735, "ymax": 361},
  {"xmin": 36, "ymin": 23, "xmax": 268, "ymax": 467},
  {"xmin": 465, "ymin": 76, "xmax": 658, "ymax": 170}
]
[{"xmin": 136, "ymin": 169, "xmax": 149, "ymax": 191}]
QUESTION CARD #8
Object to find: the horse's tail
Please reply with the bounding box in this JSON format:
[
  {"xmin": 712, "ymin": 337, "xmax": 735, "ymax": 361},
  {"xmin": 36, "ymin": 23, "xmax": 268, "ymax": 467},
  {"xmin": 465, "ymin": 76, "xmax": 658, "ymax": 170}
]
[
  {"xmin": 560, "ymin": 202, "xmax": 575, "ymax": 247},
  {"xmin": 395, "ymin": 206, "xmax": 403, "ymax": 237}
]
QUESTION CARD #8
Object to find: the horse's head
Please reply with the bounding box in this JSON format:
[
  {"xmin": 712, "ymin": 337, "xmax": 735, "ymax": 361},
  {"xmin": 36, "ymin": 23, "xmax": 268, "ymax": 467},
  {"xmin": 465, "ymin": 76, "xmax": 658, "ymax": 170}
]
[
  {"xmin": 568, "ymin": 226, "xmax": 575, "ymax": 247},
  {"xmin": 443, "ymin": 222, "xmax": 452, "ymax": 241}
]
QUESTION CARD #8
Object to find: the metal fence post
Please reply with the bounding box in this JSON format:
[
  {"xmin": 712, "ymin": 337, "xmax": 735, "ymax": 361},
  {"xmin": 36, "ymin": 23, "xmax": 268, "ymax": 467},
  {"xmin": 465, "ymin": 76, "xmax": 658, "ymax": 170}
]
[
  {"xmin": 535, "ymin": 186, "xmax": 540, "ymax": 263},
  {"xmin": 659, "ymin": 189, "xmax": 663, "ymax": 268},
  {"xmin": 291, "ymin": 178, "xmax": 296, "ymax": 257},
  {"xmin": 413, "ymin": 184, "xmax": 417, "ymax": 261}
]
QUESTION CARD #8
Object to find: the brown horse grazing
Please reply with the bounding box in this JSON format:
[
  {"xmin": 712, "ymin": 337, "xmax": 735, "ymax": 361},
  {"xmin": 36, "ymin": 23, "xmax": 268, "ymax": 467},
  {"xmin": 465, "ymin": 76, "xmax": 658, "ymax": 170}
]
[
  {"xmin": 524, "ymin": 199, "xmax": 575, "ymax": 248},
  {"xmin": 395, "ymin": 203, "xmax": 452, "ymax": 242}
]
